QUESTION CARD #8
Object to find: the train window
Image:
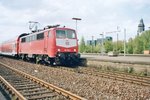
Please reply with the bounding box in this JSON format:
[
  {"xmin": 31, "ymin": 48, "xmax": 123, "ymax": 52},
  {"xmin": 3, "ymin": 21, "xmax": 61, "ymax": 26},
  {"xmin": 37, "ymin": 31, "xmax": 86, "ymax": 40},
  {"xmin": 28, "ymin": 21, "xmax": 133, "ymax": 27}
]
[
  {"xmin": 56, "ymin": 30, "xmax": 66, "ymax": 38},
  {"xmin": 21, "ymin": 38, "xmax": 26, "ymax": 43},
  {"xmin": 56, "ymin": 30, "xmax": 76, "ymax": 39},
  {"xmin": 30, "ymin": 36, "xmax": 33, "ymax": 41},
  {"xmin": 37, "ymin": 33, "xmax": 44, "ymax": 40},
  {"xmin": 33, "ymin": 35, "xmax": 36, "ymax": 40},
  {"xmin": 26, "ymin": 37, "xmax": 30, "ymax": 42},
  {"xmin": 67, "ymin": 30, "xmax": 76, "ymax": 39}
]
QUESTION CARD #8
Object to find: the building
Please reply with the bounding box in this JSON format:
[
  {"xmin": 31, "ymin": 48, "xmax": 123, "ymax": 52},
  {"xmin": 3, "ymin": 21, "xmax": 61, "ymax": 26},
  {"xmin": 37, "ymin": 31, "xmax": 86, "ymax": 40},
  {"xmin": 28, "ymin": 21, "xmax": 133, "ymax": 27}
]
[
  {"xmin": 137, "ymin": 18, "xmax": 145, "ymax": 36},
  {"xmin": 87, "ymin": 40, "xmax": 97, "ymax": 46},
  {"xmin": 87, "ymin": 36, "xmax": 112, "ymax": 46}
]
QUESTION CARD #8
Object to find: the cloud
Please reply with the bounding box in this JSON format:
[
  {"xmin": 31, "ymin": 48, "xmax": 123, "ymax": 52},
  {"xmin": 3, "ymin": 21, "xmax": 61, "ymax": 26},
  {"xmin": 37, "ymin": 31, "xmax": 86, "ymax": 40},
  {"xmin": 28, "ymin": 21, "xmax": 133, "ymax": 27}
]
[{"xmin": 0, "ymin": 0, "xmax": 150, "ymax": 43}]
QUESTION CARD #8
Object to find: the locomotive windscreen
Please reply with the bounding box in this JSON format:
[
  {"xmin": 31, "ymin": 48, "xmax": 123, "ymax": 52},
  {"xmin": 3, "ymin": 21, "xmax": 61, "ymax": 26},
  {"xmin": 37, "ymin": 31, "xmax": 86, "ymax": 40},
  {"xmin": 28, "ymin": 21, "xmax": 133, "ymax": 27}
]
[{"xmin": 56, "ymin": 30, "xmax": 76, "ymax": 39}]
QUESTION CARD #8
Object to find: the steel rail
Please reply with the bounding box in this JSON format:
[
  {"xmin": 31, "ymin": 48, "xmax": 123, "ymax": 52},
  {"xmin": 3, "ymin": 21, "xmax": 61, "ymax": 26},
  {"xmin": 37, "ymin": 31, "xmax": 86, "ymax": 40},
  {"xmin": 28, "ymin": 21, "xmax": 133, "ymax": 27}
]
[
  {"xmin": 0, "ymin": 75, "xmax": 26, "ymax": 100},
  {"xmin": 102, "ymin": 70, "xmax": 150, "ymax": 81},
  {"xmin": 83, "ymin": 68, "xmax": 150, "ymax": 87},
  {"xmin": 0, "ymin": 62, "xmax": 86, "ymax": 100},
  {"xmin": 58, "ymin": 67, "xmax": 150, "ymax": 87},
  {"xmin": 81, "ymin": 67, "xmax": 150, "ymax": 81},
  {"xmin": 91, "ymin": 72, "xmax": 150, "ymax": 86}
]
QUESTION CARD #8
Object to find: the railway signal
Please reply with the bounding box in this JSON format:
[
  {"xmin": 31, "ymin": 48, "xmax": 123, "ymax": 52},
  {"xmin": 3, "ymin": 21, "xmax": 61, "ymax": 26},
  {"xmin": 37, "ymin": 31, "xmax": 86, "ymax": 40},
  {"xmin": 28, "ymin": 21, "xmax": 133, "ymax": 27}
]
[{"xmin": 100, "ymin": 33, "xmax": 104, "ymax": 55}]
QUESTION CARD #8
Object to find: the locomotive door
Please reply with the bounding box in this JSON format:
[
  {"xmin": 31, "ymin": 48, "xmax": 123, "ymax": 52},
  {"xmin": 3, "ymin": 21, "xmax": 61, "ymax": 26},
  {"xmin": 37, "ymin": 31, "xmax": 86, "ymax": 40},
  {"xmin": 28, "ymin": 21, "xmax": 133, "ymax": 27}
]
[{"xmin": 44, "ymin": 31, "xmax": 48, "ymax": 53}]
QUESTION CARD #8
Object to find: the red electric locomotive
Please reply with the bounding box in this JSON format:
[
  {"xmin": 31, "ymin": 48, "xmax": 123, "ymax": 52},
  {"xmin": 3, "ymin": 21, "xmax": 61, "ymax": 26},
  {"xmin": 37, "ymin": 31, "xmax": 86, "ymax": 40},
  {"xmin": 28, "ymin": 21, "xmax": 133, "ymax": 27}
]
[
  {"xmin": 0, "ymin": 25, "xmax": 85, "ymax": 66},
  {"xmin": 19, "ymin": 25, "xmax": 81, "ymax": 65}
]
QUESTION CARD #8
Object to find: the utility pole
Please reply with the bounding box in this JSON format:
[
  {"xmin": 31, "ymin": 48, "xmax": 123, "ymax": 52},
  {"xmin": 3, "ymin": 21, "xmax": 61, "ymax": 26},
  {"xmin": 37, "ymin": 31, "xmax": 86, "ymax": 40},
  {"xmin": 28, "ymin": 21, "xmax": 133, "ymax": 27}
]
[
  {"xmin": 116, "ymin": 26, "xmax": 120, "ymax": 51},
  {"xmin": 105, "ymin": 28, "xmax": 121, "ymax": 51},
  {"xmin": 100, "ymin": 33, "xmax": 104, "ymax": 55},
  {"xmin": 72, "ymin": 18, "xmax": 82, "ymax": 34},
  {"xmin": 92, "ymin": 36, "xmax": 94, "ymax": 53},
  {"xmin": 124, "ymin": 28, "xmax": 126, "ymax": 56}
]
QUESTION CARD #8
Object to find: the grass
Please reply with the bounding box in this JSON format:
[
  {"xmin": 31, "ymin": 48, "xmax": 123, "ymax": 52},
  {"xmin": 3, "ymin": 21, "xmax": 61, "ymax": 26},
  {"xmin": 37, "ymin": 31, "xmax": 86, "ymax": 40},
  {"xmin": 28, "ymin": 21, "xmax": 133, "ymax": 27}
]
[{"xmin": 88, "ymin": 62, "xmax": 150, "ymax": 77}]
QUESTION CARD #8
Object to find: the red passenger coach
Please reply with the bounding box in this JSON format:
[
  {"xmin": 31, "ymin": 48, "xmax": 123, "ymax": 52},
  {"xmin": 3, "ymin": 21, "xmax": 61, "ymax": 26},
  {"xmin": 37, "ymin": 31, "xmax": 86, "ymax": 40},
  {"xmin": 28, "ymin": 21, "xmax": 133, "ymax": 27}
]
[
  {"xmin": 19, "ymin": 25, "xmax": 80, "ymax": 65},
  {"xmin": 0, "ymin": 34, "xmax": 28, "ymax": 56}
]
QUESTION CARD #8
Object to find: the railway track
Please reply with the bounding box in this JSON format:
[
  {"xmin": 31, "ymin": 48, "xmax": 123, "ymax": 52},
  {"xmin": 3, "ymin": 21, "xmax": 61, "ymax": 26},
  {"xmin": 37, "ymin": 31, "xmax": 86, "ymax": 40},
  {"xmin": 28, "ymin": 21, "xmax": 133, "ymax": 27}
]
[
  {"xmin": 58, "ymin": 67, "xmax": 150, "ymax": 87},
  {"xmin": 0, "ymin": 62, "xmax": 86, "ymax": 100}
]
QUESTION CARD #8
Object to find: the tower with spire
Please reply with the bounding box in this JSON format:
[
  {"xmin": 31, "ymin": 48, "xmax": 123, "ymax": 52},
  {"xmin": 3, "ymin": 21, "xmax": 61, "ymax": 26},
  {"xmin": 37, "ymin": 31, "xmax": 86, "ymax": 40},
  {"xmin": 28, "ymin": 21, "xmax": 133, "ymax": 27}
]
[{"xmin": 137, "ymin": 18, "xmax": 145, "ymax": 36}]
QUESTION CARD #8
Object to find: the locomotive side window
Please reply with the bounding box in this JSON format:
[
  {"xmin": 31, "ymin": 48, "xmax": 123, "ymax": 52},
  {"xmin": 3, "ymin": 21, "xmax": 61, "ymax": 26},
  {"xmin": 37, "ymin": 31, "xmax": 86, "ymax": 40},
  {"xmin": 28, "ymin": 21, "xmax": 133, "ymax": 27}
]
[
  {"xmin": 21, "ymin": 38, "xmax": 26, "ymax": 43},
  {"xmin": 26, "ymin": 37, "xmax": 30, "ymax": 42},
  {"xmin": 30, "ymin": 36, "xmax": 33, "ymax": 41},
  {"xmin": 33, "ymin": 35, "xmax": 36, "ymax": 41},
  {"xmin": 37, "ymin": 33, "xmax": 44, "ymax": 40}
]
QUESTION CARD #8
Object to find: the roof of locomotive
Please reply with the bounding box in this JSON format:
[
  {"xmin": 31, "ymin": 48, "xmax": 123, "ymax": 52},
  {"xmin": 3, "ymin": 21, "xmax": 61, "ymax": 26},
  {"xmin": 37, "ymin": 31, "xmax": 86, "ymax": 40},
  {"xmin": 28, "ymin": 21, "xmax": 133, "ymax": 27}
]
[{"xmin": 20, "ymin": 27, "xmax": 76, "ymax": 38}]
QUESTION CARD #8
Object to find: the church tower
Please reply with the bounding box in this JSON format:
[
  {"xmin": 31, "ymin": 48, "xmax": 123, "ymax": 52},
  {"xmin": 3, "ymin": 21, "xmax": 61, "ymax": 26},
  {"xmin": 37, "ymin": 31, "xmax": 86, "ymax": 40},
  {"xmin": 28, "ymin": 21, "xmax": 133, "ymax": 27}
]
[{"xmin": 137, "ymin": 18, "xmax": 145, "ymax": 36}]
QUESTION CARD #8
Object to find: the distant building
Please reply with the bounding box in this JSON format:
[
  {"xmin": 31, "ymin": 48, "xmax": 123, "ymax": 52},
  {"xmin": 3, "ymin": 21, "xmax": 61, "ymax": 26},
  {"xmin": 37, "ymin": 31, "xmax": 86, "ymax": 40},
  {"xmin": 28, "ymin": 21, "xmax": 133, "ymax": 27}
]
[
  {"xmin": 105, "ymin": 36, "xmax": 113, "ymax": 41},
  {"xmin": 87, "ymin": 40, "xmax": 97, "ymax": 46},
  {"xmin": 87, "ymin": 36, "xmax": 112, "ymax": 46},
  {"xmin": 137, "ymin": 18, "xmax": 145, "ymax": 36}
]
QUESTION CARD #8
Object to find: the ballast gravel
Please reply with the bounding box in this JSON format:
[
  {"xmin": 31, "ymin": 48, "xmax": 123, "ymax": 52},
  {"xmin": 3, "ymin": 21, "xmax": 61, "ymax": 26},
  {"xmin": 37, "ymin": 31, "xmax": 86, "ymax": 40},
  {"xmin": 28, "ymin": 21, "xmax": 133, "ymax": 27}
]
[{"xmin": 0, "ymin": 57, "xmax": 150, "ymax": 100}]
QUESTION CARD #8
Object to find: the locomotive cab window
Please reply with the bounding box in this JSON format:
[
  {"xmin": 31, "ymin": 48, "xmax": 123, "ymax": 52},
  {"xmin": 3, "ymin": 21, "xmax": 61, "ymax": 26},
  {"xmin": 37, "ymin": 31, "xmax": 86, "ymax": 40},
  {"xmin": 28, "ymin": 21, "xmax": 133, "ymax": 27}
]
[
  {"xmin": 56, "ymin": 30, "xmax": 76, "ymax": 39},
  {"xmin": 37, "ymin": 33, "xmax": 44, "ymax": 40},
  {"xmin": 67, "ymin": 30, "xmax": 76, "ymax": 39},
  {"xmin": 56, "ymin": 30, "xmax": 66, "ymax": 38}
]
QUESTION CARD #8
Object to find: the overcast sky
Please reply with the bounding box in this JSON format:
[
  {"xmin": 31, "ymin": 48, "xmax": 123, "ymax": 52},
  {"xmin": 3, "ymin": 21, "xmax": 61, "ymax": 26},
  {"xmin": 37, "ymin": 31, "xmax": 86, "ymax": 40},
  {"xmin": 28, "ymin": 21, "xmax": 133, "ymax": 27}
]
[{"xmin": 0, "ymin": 0, "xmax": 150, "ymax": 43}]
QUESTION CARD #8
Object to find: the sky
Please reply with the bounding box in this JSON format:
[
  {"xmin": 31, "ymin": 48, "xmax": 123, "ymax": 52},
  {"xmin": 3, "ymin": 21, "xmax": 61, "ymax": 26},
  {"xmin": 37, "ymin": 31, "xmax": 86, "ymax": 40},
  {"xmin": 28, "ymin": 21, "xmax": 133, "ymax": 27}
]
[{"xmin": 0, "ymin": 0, "xmax": 150, "ymax": 43}]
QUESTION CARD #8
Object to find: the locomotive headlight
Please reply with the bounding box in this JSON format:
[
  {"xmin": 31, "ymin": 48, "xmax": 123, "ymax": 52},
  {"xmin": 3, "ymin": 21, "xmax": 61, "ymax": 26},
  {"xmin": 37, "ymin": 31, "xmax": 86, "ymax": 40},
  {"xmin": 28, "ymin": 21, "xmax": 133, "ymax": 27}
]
[
  {"xmin": 74, "ymin": 49, "xmax": 76, "ymax": 52},
  {"xmin": 57, "ymin": 49, "xmax": 60, "ymax": 51}
]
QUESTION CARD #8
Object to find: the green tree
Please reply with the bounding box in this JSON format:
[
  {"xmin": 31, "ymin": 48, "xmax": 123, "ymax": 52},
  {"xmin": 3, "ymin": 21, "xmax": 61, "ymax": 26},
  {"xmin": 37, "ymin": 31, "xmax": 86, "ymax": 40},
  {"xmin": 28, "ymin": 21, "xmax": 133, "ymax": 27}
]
[
  {"xmin": 113, "ymin": 41, "xmax": 124, "ymax": 53},
  {"xmin": 127, "ymin": 38, "xmax": 133, "ymax": 54},
  {"xmin": 133, "ymin": 36, "xmax": 143, "ymax": 54},
  {"xmin": 93, "ymin": 44, "xmax": 100, "ymax": 53},
  {"xmin": 85, "ymin": 45, "xmax": 92, "ymax": 53},
  {"xmin": 117, "ymin": 41, "xmax": 124, "ymax": 53},
  {"xmin": 104, "ymin": 41, "xmax": 113, "ymax": 53},
  {"xmin": 79, "ymin": 36, "xmax": 86, "ymax": 53},
  {"xmin": 140, "ymin": 31, "xmax": 150, "ymax": 50}
]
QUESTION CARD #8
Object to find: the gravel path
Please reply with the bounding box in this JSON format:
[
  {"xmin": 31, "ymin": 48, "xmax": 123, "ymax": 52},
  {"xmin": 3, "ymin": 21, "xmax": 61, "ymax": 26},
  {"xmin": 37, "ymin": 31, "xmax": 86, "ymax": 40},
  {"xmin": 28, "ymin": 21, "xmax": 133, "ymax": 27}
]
[{"xmin": 0, "ymin": 57, "xmax": 150, "ymax": 100}]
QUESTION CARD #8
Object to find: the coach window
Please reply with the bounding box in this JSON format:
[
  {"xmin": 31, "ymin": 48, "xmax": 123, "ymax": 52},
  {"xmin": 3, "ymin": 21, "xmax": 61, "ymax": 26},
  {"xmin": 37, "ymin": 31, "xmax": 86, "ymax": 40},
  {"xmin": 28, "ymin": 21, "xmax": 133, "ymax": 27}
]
[
  {"xmin": 37, "ymin": 33, "xmax": 44, "ymax": 40},
  {"xmin": 15, "ymin": 43, "xmax": 16, "ymax": 47}
]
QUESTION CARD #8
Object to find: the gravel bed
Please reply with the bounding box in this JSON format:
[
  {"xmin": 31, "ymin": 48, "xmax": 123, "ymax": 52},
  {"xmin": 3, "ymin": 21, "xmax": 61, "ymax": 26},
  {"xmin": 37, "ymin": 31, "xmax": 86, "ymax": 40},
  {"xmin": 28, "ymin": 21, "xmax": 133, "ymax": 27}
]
[{"xmin": 0, "ymin": 57, "xmax": 150, "ymax": 100}]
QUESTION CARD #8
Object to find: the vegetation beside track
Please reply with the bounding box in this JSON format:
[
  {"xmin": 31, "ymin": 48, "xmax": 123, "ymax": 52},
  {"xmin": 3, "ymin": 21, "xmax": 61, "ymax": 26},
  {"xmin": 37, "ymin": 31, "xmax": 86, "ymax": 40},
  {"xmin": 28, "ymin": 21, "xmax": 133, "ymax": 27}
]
[{"xmin": 87, "ymin": 60, "xmax": 150, "ymax": 77}]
